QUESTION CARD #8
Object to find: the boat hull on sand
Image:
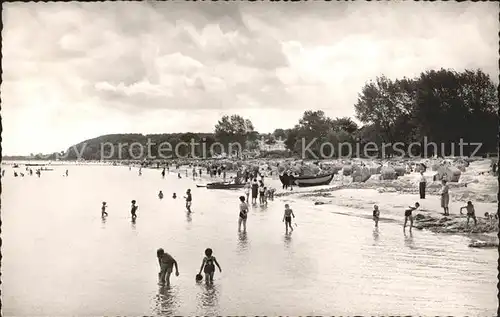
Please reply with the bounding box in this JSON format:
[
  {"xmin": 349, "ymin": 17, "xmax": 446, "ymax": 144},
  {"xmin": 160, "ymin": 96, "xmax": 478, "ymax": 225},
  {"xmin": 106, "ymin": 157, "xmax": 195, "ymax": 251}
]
[
  {"xmin": 206, "ymin": 182, "xmax": 245, "ymax": 190},
  {"xmin": 279, "ymin": 173, "xmax": 335, "ymax": 187}
]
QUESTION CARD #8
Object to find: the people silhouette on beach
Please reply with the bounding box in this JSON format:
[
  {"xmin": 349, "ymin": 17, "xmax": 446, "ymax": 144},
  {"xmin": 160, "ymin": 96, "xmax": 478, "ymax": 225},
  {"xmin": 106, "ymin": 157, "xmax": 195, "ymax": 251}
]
[{"xmin": 158, "ymin": 191, "xmax": 164, "ymax": 200}]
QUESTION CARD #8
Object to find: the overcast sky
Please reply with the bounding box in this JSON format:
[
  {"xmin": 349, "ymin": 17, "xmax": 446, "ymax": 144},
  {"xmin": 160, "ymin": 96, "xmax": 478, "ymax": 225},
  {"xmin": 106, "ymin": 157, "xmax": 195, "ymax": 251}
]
[{"xmin": 2, "ymin": 2, "xmax": 498, "ymax": 155}]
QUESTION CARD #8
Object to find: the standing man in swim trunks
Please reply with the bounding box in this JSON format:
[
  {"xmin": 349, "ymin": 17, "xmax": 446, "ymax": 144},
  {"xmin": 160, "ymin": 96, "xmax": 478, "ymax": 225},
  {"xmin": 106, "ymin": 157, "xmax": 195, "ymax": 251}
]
[
  {"xmin": 185, "ymin": 189, "xmax": 192, "ymax": 213},
  {"xmin": 403, "ymin": 202, "xmax": 420, "ymax": 231},
  {"xmin": 283, "ymin": 204, "xmax": 295, "ymax": 234},
  {"xmin": 156, "ymin": 248, "xmax": 179, "ymax": 287},
  {"xmin": 440, "ymin": 180, "xmax": 450, "ymax": 216}
]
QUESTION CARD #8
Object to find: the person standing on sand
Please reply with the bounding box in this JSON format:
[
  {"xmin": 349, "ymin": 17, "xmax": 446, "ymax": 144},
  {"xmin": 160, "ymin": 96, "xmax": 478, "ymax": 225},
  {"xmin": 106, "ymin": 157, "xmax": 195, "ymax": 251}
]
[
  {"xmin": 460, "ymin": 201, "xmax": 477, "ymax": 227},
  {"xmin": 403, "ymin": 202, "xmax": 420, "ymax": 231},
  {"xmin": 162, "ymin": 168, "xmax": 166, "ymax": 179},
  {"xmin": 157, "ymin": 248, "xmax": 179, "ymax": 287},
  {"xmin": 238, "ymin": 196, "xmax": 249, "ymax": 232},
  {"xmin": 419, "ymin": 171, "xmax": 426, "ymax": 199},
  {"xmin": 372, "ymin": 205, "xmax": 380, "ymax": 227},
  {"xmin": 440, "ymin": 180, "xmax": 450, "ymax": 216}
]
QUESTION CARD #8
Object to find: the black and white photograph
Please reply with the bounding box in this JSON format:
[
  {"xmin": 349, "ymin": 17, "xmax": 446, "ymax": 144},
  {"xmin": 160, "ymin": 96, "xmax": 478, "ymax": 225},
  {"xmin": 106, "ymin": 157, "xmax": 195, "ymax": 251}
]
[{"xmin": 1, "ymin": 1, "xmax": 498, "ymax": 316}]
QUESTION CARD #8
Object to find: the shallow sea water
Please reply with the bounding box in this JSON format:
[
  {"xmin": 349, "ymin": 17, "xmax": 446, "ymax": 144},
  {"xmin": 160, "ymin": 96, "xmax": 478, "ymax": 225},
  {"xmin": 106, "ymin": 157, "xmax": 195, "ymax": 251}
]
[{"xmin": 1, "ymin": 165, "xmax": 497, "ymax": 316}]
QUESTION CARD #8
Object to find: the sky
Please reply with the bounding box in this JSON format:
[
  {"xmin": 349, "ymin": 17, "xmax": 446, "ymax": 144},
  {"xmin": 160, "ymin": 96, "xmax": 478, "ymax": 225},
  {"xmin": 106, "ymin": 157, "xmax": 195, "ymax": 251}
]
[{"xmin": 2, "ymin": 2, "xmax": 498, "ymax": 155}]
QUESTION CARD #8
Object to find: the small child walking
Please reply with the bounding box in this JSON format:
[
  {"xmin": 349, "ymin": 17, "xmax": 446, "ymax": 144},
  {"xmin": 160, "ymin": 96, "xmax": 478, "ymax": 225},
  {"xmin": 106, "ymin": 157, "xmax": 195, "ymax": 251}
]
[
  {"xmin": 283, "ymin": 204, "xmax": 295, "ymax": 233},
  {"xmin": 131, "ymin": 200, "xmax": 138, "ymax": 219},
  {"xmin": 198, "ymin": 248, "xmax": 222, "ymax": 284},
  {"xmin": 101, "ymin": 202, "xmax": 108, "ymax": 217},
  {"xmin": 372, "ymin": 205, "xmax": 380, "ymax": 227}
]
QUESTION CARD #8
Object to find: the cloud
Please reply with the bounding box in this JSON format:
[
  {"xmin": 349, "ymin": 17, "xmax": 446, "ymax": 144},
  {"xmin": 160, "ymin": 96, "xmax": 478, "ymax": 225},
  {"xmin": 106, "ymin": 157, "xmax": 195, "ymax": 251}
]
[{"xmin": 1, "ymin": 1, "xmax": 498, "ymax": 154}]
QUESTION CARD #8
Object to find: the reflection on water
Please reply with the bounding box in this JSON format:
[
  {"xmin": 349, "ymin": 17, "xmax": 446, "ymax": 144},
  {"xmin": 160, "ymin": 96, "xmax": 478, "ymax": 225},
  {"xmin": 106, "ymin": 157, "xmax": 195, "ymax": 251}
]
[
  {"xmin": 284, "ymin": 232, "xmax": 292, "ymax": 248},
  {"xmin": 153, "ymin": 285, "xmax": 178, "ymax": 316},
  {"xmin": 404, "ymin": 231, "xmax": 415, "ymax": 249},
  {"xmin": 237, "ymin": 232, "xmax": 248, "ymax": 252},
  {"xmin": 131, "ymin": 217, "xmax": 137, "ymax": 230},
  {"xmin": 196, "ymin": 283, "xmax": 219, "ymax": 316},
  {"xmin": 372, "ymin": 227, "xmax": 379, "ymax": 244},
  {"xmin": 186, "ymin": 212, "xmax": 192, "ymax": 223},
  {"xmin": 101, "ymin": 216, "xmax": 107, "ymax": 228}
]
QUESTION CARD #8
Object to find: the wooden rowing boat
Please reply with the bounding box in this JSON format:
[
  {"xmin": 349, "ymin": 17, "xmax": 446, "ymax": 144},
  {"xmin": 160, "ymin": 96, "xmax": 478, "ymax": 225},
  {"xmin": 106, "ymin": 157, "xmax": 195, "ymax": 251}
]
[
  {"xmin": 206, "ymin": 182, "xmax": 245, "ymax": 190},
  {"xmin": 279, "ymin": 173, "xmax": 335, "ymax": 187}
]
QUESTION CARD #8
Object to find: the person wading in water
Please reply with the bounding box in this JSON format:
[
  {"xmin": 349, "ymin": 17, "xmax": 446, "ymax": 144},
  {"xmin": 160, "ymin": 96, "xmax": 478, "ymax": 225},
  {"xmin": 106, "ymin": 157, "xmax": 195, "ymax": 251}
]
[
  {"xmin": 238, "ymin": 196, "xmax": 249, "ymax": 232},
  {"xmin": 251, "ymin": 178, "xmax": 259, "ymax": 205},
  {"xmin": 198, "ymin": 248, "xmax": 222, "ymax": 284},
  {"xmin": 131, "ymin": 200, "xmax": 138, "ymax": 219},
  {"xmin": 418, "ymin": 171, "xmax": 426, "ymax": 199},
  {"xmin": 156, "ymin": 248, "xmax": 179, "ymax": 287}
]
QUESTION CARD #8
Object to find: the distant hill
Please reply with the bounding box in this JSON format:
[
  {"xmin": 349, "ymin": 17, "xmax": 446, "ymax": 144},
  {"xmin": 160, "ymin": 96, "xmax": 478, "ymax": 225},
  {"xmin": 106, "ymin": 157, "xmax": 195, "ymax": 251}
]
[{"xmin": 64, "ymin": 132, "xmax": 221, "ymax": 160}]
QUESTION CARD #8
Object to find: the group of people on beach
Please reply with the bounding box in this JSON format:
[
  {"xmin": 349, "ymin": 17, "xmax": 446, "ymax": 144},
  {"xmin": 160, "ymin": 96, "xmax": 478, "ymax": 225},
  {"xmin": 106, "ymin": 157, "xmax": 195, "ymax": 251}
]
[{"xmin": 373, "ymin": 175, "xmax": 490, "ymax": 231}]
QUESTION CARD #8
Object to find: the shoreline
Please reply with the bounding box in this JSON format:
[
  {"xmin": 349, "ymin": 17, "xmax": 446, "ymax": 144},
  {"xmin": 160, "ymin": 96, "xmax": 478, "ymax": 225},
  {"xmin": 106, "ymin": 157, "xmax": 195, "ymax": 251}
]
[
  {"xmin": 158, "ymin": 163, "xmax": 498, "ymax": 248},
  {"xmin": 7, "ymin": 159, "xmax": 498, "ymax": 248}
]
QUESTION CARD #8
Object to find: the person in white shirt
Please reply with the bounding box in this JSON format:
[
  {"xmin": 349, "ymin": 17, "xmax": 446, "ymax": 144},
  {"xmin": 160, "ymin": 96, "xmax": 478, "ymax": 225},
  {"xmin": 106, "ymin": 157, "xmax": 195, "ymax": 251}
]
[{"xmin": 419, "ymin": 171, "xmax": 426, "ymax": 199}]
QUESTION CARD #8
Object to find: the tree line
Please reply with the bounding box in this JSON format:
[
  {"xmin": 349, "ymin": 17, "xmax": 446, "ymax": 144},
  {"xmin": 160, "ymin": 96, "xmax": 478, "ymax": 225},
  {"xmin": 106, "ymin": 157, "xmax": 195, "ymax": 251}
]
[{"xmin": 54, "ymin": 68, "xmax": 498, "ymax": 160}]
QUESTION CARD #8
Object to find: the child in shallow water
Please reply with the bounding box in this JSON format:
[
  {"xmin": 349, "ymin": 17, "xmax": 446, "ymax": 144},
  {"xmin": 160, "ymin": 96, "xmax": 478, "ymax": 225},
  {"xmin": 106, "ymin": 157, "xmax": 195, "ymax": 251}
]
[
  {"xmin": 157, "ymin": 248, "xmax": 179, "ymax": 287},
  {"xmin": 283, "ymin": 204, "xmax": 295, "ymax": 233},
  {"xmin": 372, "ymin": 205, "xmax": 380, "ymax": 227},
  {"xmin": 101, "ymin": 202, "xmax": 108, "ymax": 217},
  {"xmin": 403, "ymin": 202, "xmax": 420, "ymax": 231},
  {"xmin": 198, "ymin": 248, "xmax": 222, "ymax": 284}
]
